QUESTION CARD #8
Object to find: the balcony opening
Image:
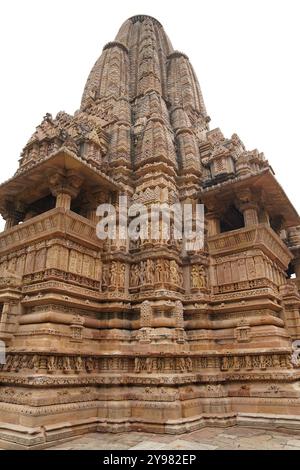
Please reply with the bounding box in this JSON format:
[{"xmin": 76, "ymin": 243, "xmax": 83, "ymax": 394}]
[
  {"xmin": 286, "ymin": 262, "xmax": 295, "ymax": 279},
  {"xmin": 23, "ymin": 194, "xmax": 56, "ymax": 222},
  {"xmin": 269, "ymin": 215, "xmax": 284, "ymax": 235},
  {"xmin": 220, "ymin": 205, "xmax": 244, "ymax": 233},
  {"xmin": 70, "ymin": 195, "xmax": 86, "ymax": 217}
]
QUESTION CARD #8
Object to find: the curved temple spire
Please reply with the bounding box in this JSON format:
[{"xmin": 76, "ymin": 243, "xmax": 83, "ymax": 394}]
[
  {"xmin": 78, "ymin": 15, "xmax": 209, "ymax": 183},
  {"xmin": 81, "ymin": 15, "xmax": 207, "ymax": 115},
  {"xmin": 17, "ymin": 15, "xmax": 271, "ymax": 196}
]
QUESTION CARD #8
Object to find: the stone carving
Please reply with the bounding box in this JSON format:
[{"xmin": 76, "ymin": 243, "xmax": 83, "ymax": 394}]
[
  {"xmin": 47, "ymin": 356, "xmax": 56, "ymax": 374},
  {"xmin": 235, "ymin": 320, "xmax": 251, "ymax": 342},
  {"xmin": 108, "ymin": 261, "xmax": 126, "ymax": 291},
  {"xmin": 129, "ymin": 259, "xmax": 182, "ymax": 289},
  {"xmin": 62, "ymin": 357, "xmax": 72, "ymax": 374},
  {"xmin": 0, "ymin": 14, "xmax": 299, "ymax": 447},
  {"xmin": 173, "ymin": 300, "xmax": 184, "ymax": 328},
  {"xmin": 140, "ymin": 301, "xmax": 152, "ymax": 328},
  {"xmin": 291, "ymin": 340, "xmax": 300, "ymax": 367},
  {"xmin": 191, "ymin": 265, "xmax": 207, "ymax": 289}
]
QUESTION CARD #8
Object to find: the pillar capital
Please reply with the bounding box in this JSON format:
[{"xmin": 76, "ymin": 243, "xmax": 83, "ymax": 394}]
[
  {"xmin": 235, "ymin": 190, "xmax": 259, "ymax": 227},
  {"xmin": 0, "ymin": 200, "xmax": 26, "ymax": 230},
  {"xmin": 49, "ymin": 171, "xmax": 84, "ymax": 209},
  {"xmin": 288, "ymin": 225, "xmax": 300, "ymax": 247},
  {"xmin": 49, "ymin": 170, "xmax": 84, "ymax": 199},
  {"xmin": 206, "ymin": 211, "xmax": 221, "ymax": 236}
]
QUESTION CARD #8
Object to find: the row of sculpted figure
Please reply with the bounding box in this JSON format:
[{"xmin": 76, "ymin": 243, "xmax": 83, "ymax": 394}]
[
  {"xmin": 100, "ymin": 259, "xmax": 208, "ymax": 291},
  {"xmin": 130, "ymin": 258, "xmax": 183, "ymax": 287},
  {"xmin": 134, "ymin": 356, "xmax": 193, "ymax": 373},
  {"xmin": 191, "ymin": 264, "xmax": 208, "ymax": 289},
  {"xmin": 101, "ymin": 261, "xmax": 126, "ymax": 290}
]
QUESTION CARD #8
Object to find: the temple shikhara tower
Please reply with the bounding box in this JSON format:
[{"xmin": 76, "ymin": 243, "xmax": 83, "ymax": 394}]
[{"xmin": 0, "ymin": 15, "xmax": 300, "ymax": 448}]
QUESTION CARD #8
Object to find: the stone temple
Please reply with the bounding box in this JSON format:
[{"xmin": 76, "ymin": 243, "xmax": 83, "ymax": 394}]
[{"xmin": 0, "ymin": 15, "xmax": 300, "ymax": 449}]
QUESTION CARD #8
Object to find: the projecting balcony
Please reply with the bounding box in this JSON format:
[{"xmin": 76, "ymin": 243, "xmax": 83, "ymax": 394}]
[
  {"xmin": 0, "ymin": 207, "xmax": 101, "ymax": 255},
  {"xmin": 207, "ymin": 223, "xmax": 292, "ymax": 269}
]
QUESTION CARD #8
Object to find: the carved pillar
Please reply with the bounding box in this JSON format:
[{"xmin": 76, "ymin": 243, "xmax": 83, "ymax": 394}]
[
  {"xmin": 240, "ymin": 202, "xmax": 259, "ymax": 227},
  {"xmin": 56, "ymin": 192, "xmax": 72, "ymax": 209},
  {"xmin": 235, "ymin": 189, "xmax": 259, "ymax": 228},
  {"xmin": 86, "ymin": 207, "xmax": 98, "ymax": 223},
  {"xmin": 4, "ymin": 216, "xmax": 16, "ymax": 231},
  {"xmin": 288, "ymin": 227, "xmax": 300, "ymax": 280},
  {"xmin": 49, "ymin": 171, "xmax": 83, "ymax": 210},
  {"xmin": 280, "ymin": 283, "xmax": 300, "ymax": 338},
  {"xmin": 288, "ymin": 226, "xmax": 300, "ymax": 247},
  {"xmin": 259, "ymin": 209, "xmax": 270, "ymax": 226},
  {"xmin": 0, "ymin": 303, "xmax": 9, "ymax": 333},
  {"xmin": 1, "ymin": 202, "xmax": 26, "ymax": 231},
  {"xmin": 206, "ymin": 211, "xmax": 220, "ymax": 237},
  {"xmin": 294, "ymin": 258, "xmax": 300, "ymax": 279},
  {"xmin": 81, "ymin": 190, "xmax": 109, "ymax": 223}
]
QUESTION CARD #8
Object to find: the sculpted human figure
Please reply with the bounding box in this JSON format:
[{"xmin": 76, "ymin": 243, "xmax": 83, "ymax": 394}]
[
  {"xmin": 260, "ymin": 355, "xmax": 267, "ymax": 370},
  {"xmin": 118, "ymin": 263, "xmax": 125, "ymax": 289},
  {"xmin": 134, "ymin": 264, "xmax": 140, "ymax": 286},
  {"xmin": 245, "ymin": 355, "xmax": 252, "ymax": 369},
  {"xmin": 43, "ymin": 112, "xmax": 53, "ymax": 123},
  {"xmin": 198, "ymin": 265, "xmax": 207, "ymax": 287},
  {"xmin": 155, "ymin": 260, "xmax": 163, "ymax": 283},
  {"xmin": 63, "ymin": 356, "xmax": 71, "ymax": 373},
  {"xmin": 102, "ymin": 265, "xmax": 109, "ymax": 288},
  {"xmin": 178, "ymin": 357, "xmax": 186, "ymax": 373},
  {"xmin": 3, "ymin": 355, "xmax": 13, "ymax": 371},
  {"xmin": 130, "ymin": 264, "xmax": 139, "ymax": 287},
  {"xmin": 146, "ymin": 357, "xmax": 153, "ymax": 373},
  {"xmin": 12, "ymin": 355, "xmax": 20, "ymax": 372},
  {"xmin": 139, "ymin": 261, "xmax": 146, "ymax": 284},
  {"xmin": 75, "ymin": 356, "xmax": 83, "ymax": 373},
  {"xmin": 186, "ymin": 357, "xmax": 193, "ymax": 372},
  {"xmin": 233, "ymin": 356, "xmax": 240, "ymax": 370},
  {"xmin": 272, "ymin": 354, "xmax": 280, "ymax": 368},
  {"xmin": 20, "ymin": 355, "xmax": 28, "ymax": 369},
  {"xmin": 110, "ymin": 262, "xmax": 118, "ymax": 287},
  {"xmin": 191, "ymin": 265, "xmax": 199, "ymax": 288},
  {"xmin": 145, "ymin": 259, "xmax": 154, "ymax": 284},
  {"xmin": 178, "ymin": 267, "xmax": 183, "ymax": 287},
  {"xmin": 170, "ymin": 260, "xmax": 179, "ymax": 285},
  {"xmin": 29, "ymin": 355, "xmax": 40, "ymax": 371},
  {"xmin": 134, "ymin": 357, "xmax": 141, "ymax": 373},
  {"xmin": 47, "ymin": 356, "xmax": 56, "ymax": 373},
  {"xmin": 157, "ymin": 358, "xmax": 164, "ymax": 372},
  {"xmin": 86, "ymin": 357, "xmax": 94, "ymax": 373},
  {"xmin": 163, "ymin": 259, "xmax": 170, "ymax": 282},
  {"xmin": 221, "ymin": 356, "xmax": 229, "ymax": 370}
]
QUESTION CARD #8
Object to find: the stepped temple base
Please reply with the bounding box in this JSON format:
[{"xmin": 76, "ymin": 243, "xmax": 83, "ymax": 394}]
[
  {"xmin": 1, "ymin": 359, "xmax": 300, "ymax": 448},
  {"xmin": 1, "ymin": 401, "xmax": 300, "ymax": 449}
]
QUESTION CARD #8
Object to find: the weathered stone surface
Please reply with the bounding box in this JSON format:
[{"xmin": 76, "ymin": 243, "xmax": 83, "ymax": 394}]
[
  {"xmin": 0, "ymin": 14, "xmax": 300, "ymax": 449},
  {"xmin": 286, "ymin": 439, "xmax": 300, "ymax": 447},
  {"xmin": 43, "ymin": 426, "xmax": 300, "ymax": 450}
]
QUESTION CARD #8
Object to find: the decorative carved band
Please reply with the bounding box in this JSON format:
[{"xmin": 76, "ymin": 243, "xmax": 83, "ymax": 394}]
[{"xmin": 0, "ymin": 352, "xmax": 293, "ymax": 376}]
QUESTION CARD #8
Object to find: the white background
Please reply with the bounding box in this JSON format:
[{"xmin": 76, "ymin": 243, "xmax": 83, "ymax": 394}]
[{"xmin": 0, "ymin": 0, "xmax": 299, "ymax": 229}]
